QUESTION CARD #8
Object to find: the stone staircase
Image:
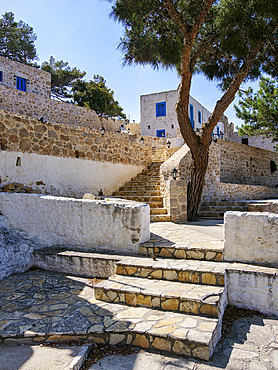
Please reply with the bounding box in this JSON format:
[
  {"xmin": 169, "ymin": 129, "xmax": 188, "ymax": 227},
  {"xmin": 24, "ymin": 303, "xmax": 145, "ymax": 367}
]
[
  {"xmin": 112, "ymin": 161, "xmax": 170, "ymax": 222},
  {"xmin": 32, "ymin": 226, "xmax": 228, "ymax": 361},
  {"xmin": 198, "ymin": 201, "xmax": 250, "ymax": 219}
]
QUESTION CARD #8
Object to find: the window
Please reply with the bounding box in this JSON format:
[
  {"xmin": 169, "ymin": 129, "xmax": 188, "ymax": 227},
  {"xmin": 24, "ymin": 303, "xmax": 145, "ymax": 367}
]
[
  {"xmin": 171, "ymin": 124, "xmax": 174, "ymax": 129},
  {"xmin": 217, "ymin": 126, "xmax": 220, "ymax": 137},
  {"xmin": 156, "ymin": 129, "xmax": 165, "ymax": 137},
  {"xmin": 16, "ymin": 77, "xmax": 27, "ymax": 92},
  {"xmin": 147, "ymin": 125, "xmax": 150, "ymax": 129},
  {"xmin": 156, "ymin": 102, "xmax": 166, "ymax": 117},
  {"xmin": 189, "ymin": 104, "xmax": 194, "ymax": 128},
  {"xmin": 242, "ymin": 138, "xmax": 249, "ymax": 145},
  {"xmin": 198, "ymin": 110, "xmax": 201, "ymax": 124},
  {"xmin": 0, "ymin": 71, "xmax": 2, "ymax": 82}
]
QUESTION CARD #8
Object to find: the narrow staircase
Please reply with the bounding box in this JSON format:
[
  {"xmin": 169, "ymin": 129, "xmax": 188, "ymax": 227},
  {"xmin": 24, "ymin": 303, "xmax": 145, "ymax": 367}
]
[
  {"xmin": 198, "ymin": 201, "xmax": 250, "ymax": 219},
  {"xmin": 112, "ymin": 161, "xmax": 170, "ymax": 222}
]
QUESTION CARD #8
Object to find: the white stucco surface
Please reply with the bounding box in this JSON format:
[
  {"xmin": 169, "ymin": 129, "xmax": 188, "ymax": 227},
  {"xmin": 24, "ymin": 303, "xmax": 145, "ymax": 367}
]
[
  {"xmin": 0, "ymin": 151, "xmax": 144, "ymax": 197},
  {"xmin": 0, "ymin": 193, "xmax": 150, "ymax": 254},
  {"xmin": 224, "ymin": 212, "xmax": 278, "ymax": 265},
  {"xmin": 226, "ymin": 267, "xmax": 278, "ymax": 316}
]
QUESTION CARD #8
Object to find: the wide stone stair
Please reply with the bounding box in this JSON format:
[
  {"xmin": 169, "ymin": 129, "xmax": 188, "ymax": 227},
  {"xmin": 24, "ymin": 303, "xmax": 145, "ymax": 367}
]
[
  {"xmin": 31, "ymin": 226, "xmax": 228, "ymax": 361},
  {"xmin": 198, "ymin": 201, "xmax": 250, "ymax": 219},
  {"xmin": 93, "ymin": 245, "xmax": 228, "ymax": 361},
  {"xmin": 112, "ymin": 161, "xmax": 170, "ymax": 222}
]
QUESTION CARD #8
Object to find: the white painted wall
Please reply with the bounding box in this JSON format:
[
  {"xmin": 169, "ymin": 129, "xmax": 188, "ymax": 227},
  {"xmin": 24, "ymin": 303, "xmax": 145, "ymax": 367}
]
[
  {"xmin": 0, "ymin": 151, "xmax": 144, "ymax": 197},
  {"xmin": 226, "ymin": 267, "xmax": 278, "ymax": 316},
  {"xmin": 140, "ymin": 90, "xmax": 226, "ymax": 146},
  {"xmin": 224, "ymin": 212, "xmax": 278, "ymax": 265},
  {"xmin": 0, "ymin": 193, "xmax": 150, "ymax": 254}
]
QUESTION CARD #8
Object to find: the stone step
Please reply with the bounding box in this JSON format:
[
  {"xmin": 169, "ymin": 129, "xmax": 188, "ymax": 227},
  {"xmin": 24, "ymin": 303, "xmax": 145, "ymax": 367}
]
[
  {"xmin": 197, "ymin": 211, "xmax": 225, "ymax": 219},
  {"xmin": 150, "ymin": 208, "xmax": 168, "ymax": 215},
  {"xmin": 94, "ymin": 274, "xmax": 224, "ymax": 318},
  {"xmin": 200, "ymin": 201, "xmax": 250, "ymax": 207},
  {"xmin": 125, "ymin": 180, "xmax": 160, "ymax": 187},
  {"xmin": 33, "ymin": 248, "xmax": 123, "ymax": 278},
  {"xmin": 0, "ymin": 270, "xmax": 221, "ymax": 361},
  {"xmin": 199, "ymin": 206, "xmax": 249, "ymax": 212},
  {"xmin": 113, "ymin": 190, "xmax": 161, "ymax": 197},
  {"xmin": 116, "ymin": 195, "xmax": 163, "ymax": 203},
  {"xmin": 150, "ymin": 214, "xmax": 171, "ymax": 222},
  {"xmin": 116, "ymin": 256, "xmax": 226, "ymax": 287},
  {"xmin": 140, "ymin": 238, "xmax": 223, "ymax": 262},
  {"xmin": 149, "ymin": 201, "xmax": 165, "ymax": 209},
  {"xmin": 118, "ymin": 185, "xmax": 161, "ymax": 192}
]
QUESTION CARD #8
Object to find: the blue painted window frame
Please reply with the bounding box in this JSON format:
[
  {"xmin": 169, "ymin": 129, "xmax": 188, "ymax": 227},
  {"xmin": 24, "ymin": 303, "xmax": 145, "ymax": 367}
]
[
  {"xmin": 198, "ymin": 110, "xmax": 201, "ymax": 124},
  {"xmin": 156, "ymin": 129, "xmax": 165, "ymax": 137},
  {"xmin": 217, "ymin": 126, "xmax": 220, "ymax": 137},
  {"xmin": 0, "ymin": 71, "xmax": 2, "ymax": 82},
  {"xmin": 189, "ymin": 104, "xmax": 194, "ymax": 128},
  {"xmin": 16, "ymin": 77, "xmax": 27, "ymax": 92},
  {"xmin": 156, "ymin": 102, "xmax": 166, "ymax": 117}
]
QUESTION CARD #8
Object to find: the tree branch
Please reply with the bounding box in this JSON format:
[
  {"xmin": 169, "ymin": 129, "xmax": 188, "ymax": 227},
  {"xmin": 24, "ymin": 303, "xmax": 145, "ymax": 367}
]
[
  {"xmin": 163, "ymin": 0, "xmax": 191, "ymax": 36},
  {"xmin": 202, "ymin": 42, "xmax": 265, "ymax": 143}
]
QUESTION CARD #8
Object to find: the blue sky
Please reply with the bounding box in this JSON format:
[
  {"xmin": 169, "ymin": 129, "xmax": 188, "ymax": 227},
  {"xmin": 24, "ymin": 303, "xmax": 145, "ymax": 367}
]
[{"xmin": 1, "ymin": 0, "xmax": 256, "ymax": 126}]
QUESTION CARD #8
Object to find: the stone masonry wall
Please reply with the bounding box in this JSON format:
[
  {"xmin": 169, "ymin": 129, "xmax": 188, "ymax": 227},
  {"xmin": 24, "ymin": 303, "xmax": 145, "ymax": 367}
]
[
  {"xmin": 161, "ymin": 141, "xmax": 278, "ymax": 204},
  {"xmin": 0, "ymin": 56, "xmax": 51, "ymax": 98},
  {"xmin": 0, "ymin": 110, "xmax": 152, "ymax": 167},
  {"xmin": 0, "ymin": 84, "xmax": 123, "ymax": 132},
  {"xmin": 219, "ymin": 140, "xmax": 278, "ymax": 187}
]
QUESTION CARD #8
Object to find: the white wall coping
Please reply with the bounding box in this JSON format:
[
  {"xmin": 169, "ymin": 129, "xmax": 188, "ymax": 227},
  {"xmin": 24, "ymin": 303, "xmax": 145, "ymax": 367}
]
[{"xmin": 0, "ymin": 193, "xmax": 150, "ymax": 254}]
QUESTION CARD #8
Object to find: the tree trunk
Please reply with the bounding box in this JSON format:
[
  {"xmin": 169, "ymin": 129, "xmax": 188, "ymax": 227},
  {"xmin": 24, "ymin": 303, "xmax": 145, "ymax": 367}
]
[{"xmin": 187, "ymin": 144, "xmax": 209, "ymax": 221}]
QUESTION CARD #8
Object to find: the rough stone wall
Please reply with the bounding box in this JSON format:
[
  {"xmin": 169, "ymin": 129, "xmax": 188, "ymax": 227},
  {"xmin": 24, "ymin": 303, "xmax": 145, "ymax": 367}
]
[
  {"xmin": 0, "ymin": 193, "xmax": 150, "ymax": 254},
  {"xmin": 224, "ymin": 211, "xmax": 278, "ymax": 265},
  {"xmin": 0, "ymin": 84, "xmax": 123, "ymax": 132},
  {"xmin": 0, "ymin": 110, "xmax": 152, "ymax": 167},
  {"xmin": 219, "ymin": 140, "xmax": 278, "ymax": 186},
  {"xmin": 229, "ymin": 130, "xmax": 277, "ymax": 152},
  {"xmin": 161, "ymin": 141, "xmax": 278, "ymax": 203},
  {"xmin": 0, "ymin": 56, "xmax": 51, "ymax": 98}
]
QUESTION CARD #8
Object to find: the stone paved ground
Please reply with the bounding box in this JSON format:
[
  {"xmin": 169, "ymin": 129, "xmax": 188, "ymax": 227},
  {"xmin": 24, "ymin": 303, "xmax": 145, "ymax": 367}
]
[{"xmin": 1, "ymin": 220, "xmax": 278, "ymax": 369}]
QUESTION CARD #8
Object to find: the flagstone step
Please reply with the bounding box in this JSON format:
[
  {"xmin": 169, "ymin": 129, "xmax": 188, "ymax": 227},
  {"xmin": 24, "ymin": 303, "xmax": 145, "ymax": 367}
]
[
  {"xmin": 118, "ymin": 185, "xmax": 161, "ymax": 192},
  {"xmin": 150, "ymin": 214, "xmax": 171, "ymax": 222},
  {"xmin": 117, "ymin": 195, "xmax": 163, "ymax": 203},
  {"xmin": 116, "ymin": 256, "xmax": 226, "ymax": 287},
  {"xmin": 113, "ymin": 190, "xmax": 161, "ymax": 197},
  {"xmin": 94, "ymin": 274, "xmax": 224, "ymax": 318},
  {"xmin": 150, "ymin": 208, "xmax": 168, "ymax": 215},
  {"xmin": 0, "ymin": 270, "xmax": 221, "ymax": 361},
  {"xmin": 139, "ymin": 239, "xmax": 223, "ymax": 262}
]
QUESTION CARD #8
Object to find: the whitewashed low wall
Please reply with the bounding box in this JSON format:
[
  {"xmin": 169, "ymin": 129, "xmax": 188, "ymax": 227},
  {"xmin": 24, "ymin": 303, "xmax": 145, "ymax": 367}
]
[
  {"xmin": 226, "ymin": 265, "xmax": 278, "ymax": 316},
  {"xmin": 0, "ymin": 193, "xmax": 150, "ymax": 254},
  {"xmin": 224, "ymin": 212, "xmax": 278, "ymax": 265},
  {"xmin": 0, "ymin": 151, "xmax": 144, "ymax": 197}
]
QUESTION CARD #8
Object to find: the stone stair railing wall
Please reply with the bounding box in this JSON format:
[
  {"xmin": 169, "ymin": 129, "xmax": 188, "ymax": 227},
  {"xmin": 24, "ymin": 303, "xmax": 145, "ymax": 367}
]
[
  {"xmin": 0, "ymin": 110, "xmax": 158, "ymax": 197},
  {"xmin": 160, "ymin": 140, "xmax": 278, "ymax": 209}
]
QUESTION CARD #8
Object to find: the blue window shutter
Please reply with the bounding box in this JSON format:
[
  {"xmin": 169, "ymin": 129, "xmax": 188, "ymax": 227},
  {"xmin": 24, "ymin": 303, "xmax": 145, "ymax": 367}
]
[
  {"xmin": 198, "ymin": 110, "xmax": 201, "ymax": 124},
  {"xmin": 156, "ymin": 102, "xmax": 166, "ymax": 117},
  {"xmin": 217, "ymin": 126, "xmax": 220, "ymax": 137},
  {"xmin": 190, "ymin": 104, "xmax": 194, "ymax": 128},
  {"xmin": 0, "ymin": 71, "xmax": 2, "ymax": 82},
  {"xmin": 156, "ymin": 129, "xmax": 165, "ymax": 137},
  {"xmin": 16, "ymin": 77, "xmax": 27, "ymax": 92}
]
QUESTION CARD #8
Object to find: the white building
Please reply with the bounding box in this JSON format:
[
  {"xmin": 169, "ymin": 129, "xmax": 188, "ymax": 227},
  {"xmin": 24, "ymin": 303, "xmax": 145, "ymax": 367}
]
[{"xmin": 140, "ymin": 90, "xmax": 228, "ymax": 147}]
